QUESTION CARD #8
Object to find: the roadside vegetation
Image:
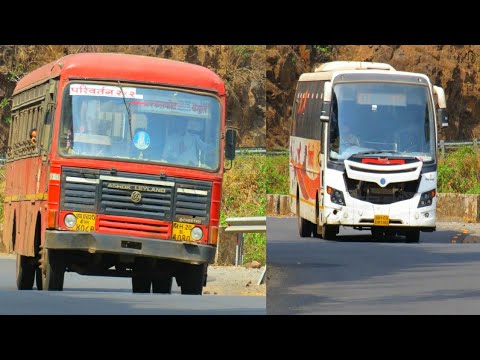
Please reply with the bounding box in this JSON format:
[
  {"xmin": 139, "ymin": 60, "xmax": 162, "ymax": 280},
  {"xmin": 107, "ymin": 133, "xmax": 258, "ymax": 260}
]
[
  {"xmin": 221, "ymin": 154, "xmax": 266, "ymax": 265},
  {"xmin": 266, "ymin": 154, "xmax": 289, "ymax": 195},
  {"xmin": 438, "ymin": 146, "xmax": 480, "ymax": 194}
]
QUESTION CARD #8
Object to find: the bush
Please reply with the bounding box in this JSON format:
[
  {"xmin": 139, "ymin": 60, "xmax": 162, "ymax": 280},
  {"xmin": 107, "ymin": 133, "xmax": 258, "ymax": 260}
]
[
  {"xmin": 265, "ymin": 154, "xmax": 289, "ymax": 195},
  {"xmin": 438, "ymin": 146, "xmax": 480, "ymax": 194}
]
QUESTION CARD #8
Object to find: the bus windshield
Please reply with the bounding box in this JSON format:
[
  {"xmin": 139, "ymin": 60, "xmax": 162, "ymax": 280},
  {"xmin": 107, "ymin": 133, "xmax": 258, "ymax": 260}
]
[
  {"xmin": 329, "ymin": 82, "xmax": 435, "ymax": 162},
  {"xmin": 59, "ymin": 83, "xmax": 221, "ymax": 170}
]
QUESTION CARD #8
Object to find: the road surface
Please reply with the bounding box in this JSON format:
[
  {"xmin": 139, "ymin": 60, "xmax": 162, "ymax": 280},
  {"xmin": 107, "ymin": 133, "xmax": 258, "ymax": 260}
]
[
  {"xmin": 0, "ymin": 255, "xmax": 265, "ymax": 315},
  {"xmin": 268, "ymin": 216, "xmax": 480, "ymax": 314}
]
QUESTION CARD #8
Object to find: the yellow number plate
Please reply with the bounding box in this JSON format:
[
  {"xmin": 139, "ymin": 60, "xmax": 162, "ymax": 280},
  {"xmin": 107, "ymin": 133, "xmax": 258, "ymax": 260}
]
[
  {"xmin": 374, "ymin": 215, "xmax": 389, "ymax": 226},
  {"xmin": 73, "ymin": 212, "xmax": 96, "ymax": 232},
  {"xmin": 172, "ymin": 222, "xmax": 195, "ymax": 241}
]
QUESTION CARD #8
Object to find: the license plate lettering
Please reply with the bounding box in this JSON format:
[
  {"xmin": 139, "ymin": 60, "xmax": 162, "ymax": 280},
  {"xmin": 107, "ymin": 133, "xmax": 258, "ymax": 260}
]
[
  {"xmin": 374, "ymin": 215, "xmax": 389, "ymax": 226},
  {"xmin": 172, "ymin": 222, "xmax": 194, "ymax": 242},
  {"xmin": 73, "ymin": 212, "xmax": 96, "ymax": 232}
]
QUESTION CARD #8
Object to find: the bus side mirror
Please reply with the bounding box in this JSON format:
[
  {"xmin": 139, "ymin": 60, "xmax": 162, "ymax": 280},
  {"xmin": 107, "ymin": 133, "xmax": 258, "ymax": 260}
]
[
  {"xmin": 225, "ymin": 128, "xmax": 236, "ymax": 161},
  {"xmin": 437, "ymin": 108, "xmax": 448, "ymax": 128},
  {"xmin": 433, "ymin": 85, "xmax": 448, "ymax": 128},
  {"xmin": 320, "ymin": 81, "xmax": 332, "ymax": 122}
]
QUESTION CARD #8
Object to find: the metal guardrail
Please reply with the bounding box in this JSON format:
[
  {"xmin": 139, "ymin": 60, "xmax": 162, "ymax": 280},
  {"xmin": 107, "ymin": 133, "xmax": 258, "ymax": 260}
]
[
  {"xmin": 225, "ymin": 216, "xmax": 266, "ymax": 285},
  {"xmin": 438, "ymin": 139, "xmax": 478, "ymax": 159},
  {"xmin": 235, "ymin": 147, "xmax": 266, "ymax": 155}
]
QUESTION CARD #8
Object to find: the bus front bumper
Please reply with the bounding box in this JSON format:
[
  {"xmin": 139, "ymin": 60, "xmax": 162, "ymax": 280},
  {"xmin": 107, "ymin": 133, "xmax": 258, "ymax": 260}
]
[
  {"xmin": 323, "ymin": 202, "xmax": 436, "ymax": 229},
  {"xmin": 45, "ymin": 230, "xmax": 216, "ymax": 265}
]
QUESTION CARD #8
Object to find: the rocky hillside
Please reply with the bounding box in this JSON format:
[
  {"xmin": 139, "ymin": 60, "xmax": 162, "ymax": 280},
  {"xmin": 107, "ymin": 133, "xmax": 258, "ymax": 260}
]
[
  {"xmin": 267, "ymin": 45, "xmax": 480, "ymax": 149},
  {"xmin": 0, "ymin": 45, "xmax": 266, "ymax": 154}
]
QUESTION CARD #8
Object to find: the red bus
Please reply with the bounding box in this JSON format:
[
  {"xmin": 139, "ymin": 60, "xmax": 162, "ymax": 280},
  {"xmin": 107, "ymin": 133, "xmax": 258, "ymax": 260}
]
[{"xmin": 2, "ymin": 53, "xmax": 236, "ymax": 294}]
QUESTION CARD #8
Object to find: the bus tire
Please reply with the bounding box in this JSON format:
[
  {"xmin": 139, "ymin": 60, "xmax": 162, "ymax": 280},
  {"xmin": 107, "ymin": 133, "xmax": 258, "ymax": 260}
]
[
  {"xmin": 132, "ymin": 258, "xmax": 153, "ymax": 293},
  {"xmin": 297, "ymin": 198, "xmax": 312, "ymax": 237},
  {"xmin": 180, "ymin": 264, "xmax": 204, "ymax": 295},
  {"xmin": 405, "ymin": 230, "xmax": 420, "ymax": 243},
  {"xmin": 371, "ymin": 228, "xmax": 385, "ymax": 240},
  {"xmin": 16, "ymin": 254, "xmax": 35, "ymax": 290},
  {"xmin": 41, "ymin": 249, "xmax": 65, "ymax": 291},
  {"xmin": 35, "ymin": 268, "xmax": 43, "ymax": 290},
  {"xmin": 132, "ymin": 275, "xmax": 151, "ymax": 293},
  {"xmin": 322, "ymin": 225, "xmax": 338, "ymax": 240},
  {"xmin": 152, "ymin": 275, "xmax": 173, "ymax": 294}
]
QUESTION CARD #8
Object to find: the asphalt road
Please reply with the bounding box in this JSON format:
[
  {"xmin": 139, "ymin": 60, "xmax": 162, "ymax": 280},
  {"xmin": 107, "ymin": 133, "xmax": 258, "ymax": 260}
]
[
  {"xmin": 0, "ymin": 255, "xmax": 265, "ymax": 315},
  {"xmin": 267, "ymin": 216, "xmax": 480, "ymax": 314}
]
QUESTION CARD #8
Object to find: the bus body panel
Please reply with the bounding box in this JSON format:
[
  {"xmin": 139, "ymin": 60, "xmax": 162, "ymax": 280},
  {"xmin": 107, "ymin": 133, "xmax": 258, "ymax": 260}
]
[{"xmin": 289, "ymin": 135, "xmax": 320, "ymax": 224}]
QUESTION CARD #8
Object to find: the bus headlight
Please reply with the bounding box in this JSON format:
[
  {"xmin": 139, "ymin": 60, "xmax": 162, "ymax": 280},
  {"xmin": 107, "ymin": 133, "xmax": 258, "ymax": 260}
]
[
  {"xmin": 418, "ymin": 189, "xmax": 436, "ymax": 208},
  {"xmin": 64, "ymin": 214, "xmax": 77, "ymax": 228},
  {"xmin": 327, "ymin": 186, "xmax": 345, "ymax": 206},
  {"xmin": 190, "ymin": 227, "xmax": 203, "ymax": 241}
]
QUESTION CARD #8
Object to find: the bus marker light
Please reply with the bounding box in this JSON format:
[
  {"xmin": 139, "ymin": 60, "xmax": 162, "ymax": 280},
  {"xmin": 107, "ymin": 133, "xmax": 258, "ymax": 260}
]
[{"xmin": 48, "ymin": 210, "xmax": 57, "ymax": 229}]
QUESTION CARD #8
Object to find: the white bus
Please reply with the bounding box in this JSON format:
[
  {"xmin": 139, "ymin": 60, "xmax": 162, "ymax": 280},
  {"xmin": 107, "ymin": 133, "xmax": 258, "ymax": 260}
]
[{"xmin": 289, "ymin": 61, "xmax": 448, "ymax": 242}]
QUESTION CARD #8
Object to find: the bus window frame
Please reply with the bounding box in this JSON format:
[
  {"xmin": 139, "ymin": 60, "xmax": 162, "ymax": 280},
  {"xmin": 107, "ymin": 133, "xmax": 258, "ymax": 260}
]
[{"xmin": 56, "ymin": 80, "xmax": 223, "ymax": 172}]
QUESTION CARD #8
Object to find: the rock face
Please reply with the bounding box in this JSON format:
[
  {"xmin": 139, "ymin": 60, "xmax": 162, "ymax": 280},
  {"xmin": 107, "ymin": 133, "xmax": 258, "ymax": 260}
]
[
  {"xmin": 267, "ymin": 45, "xmax": 480, "ymax": 149},
  {"xmin": 0, "ymin": 45, "xmax": 266, "ymax": 154}
]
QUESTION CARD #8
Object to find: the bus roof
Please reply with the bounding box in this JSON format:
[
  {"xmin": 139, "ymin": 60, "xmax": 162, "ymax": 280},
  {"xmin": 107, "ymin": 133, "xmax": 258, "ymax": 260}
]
[
  {"xmin": 315, "ymin": 61, "xmax": 396, "ymax": 72},
  {"xmin": 299, "ymin": 61, "xmax": 430, "ymax": 83},
  {"xmin": 14, "ymin": 53, "xmax": 225, "ymax": 95}
]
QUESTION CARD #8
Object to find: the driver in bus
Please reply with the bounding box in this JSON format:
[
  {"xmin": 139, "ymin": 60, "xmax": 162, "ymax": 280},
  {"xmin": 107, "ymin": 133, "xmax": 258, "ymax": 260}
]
[{"xmin": 161, "ymin": 117, "xmax": 211, "ymax": 167}]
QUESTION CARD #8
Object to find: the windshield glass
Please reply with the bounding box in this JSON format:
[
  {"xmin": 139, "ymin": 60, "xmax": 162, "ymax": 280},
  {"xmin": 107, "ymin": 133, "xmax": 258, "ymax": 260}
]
[
  {"xmin": 59, "ymin": 83, "xmax": 221, "ymax": 170},
  {"xmin": 329, "ymin": 82, "xmax": 435, "ymax": 162}
]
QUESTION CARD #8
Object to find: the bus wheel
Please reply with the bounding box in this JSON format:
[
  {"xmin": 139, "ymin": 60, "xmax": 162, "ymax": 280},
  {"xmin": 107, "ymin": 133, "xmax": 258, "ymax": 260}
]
[
  {"xmin": 180, "ymin": 264, "xmax": 204, "ymax": 295},
  {"xmin": 132, "ymin": 275, "xmax": 151, "ymax": 293},
  {"xmin": 405, "ymin": 230, "xmax": 420, "ymax": 243},
  {"xmin": 16, "ymin": 254, "xmax": 35, "ymax": 290},
  {"xmin": 152, "ymin": 275, "xmax": 173, "ymax": 294},
  {"xmin": 35, "ymin": 268, "xmax": 43, "ymax": 291},
  {"xmin": 132, "ymin": 258, "xmax": 152, "ymax": 293},
  {"xmin": 297, "ymin": 198, "xmax": 312, "ymax": 237},
  {"xmin": 322, "ymin": 225, "xmax": 338, "ymax": 240},
  {"xmin": 371, "ymin": 228, "xmax": 384, "ymax": 240},
  {"xmin": 41, "ymin": 249, "xmax": 65, "ymax": 291}
]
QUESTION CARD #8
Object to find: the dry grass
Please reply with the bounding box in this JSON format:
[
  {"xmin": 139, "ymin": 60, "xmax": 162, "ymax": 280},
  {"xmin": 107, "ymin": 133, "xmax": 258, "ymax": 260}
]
[
  {"xmin": 221, "ymin": 154, "xmax": 266, "ymax": 220},
  {"xmin": 221, "ymin": 155, "xmax": 266, "ymax": 265},
  {"xmin": 0, "ymin": 167, "xmax": 5, "ymax": 217}
]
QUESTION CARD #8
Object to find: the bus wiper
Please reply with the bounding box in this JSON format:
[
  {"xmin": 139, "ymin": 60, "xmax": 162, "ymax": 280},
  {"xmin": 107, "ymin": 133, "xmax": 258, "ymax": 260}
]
[{"xmin": 118, "ymin": 80, "xmax": 133, "ymax": 139}]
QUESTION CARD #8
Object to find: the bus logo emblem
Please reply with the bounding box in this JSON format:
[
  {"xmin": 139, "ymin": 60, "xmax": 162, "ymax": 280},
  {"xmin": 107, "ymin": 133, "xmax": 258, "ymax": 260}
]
[{"xmin": 131, "ymin": 191, "xmax": 142, "ymax": 203}]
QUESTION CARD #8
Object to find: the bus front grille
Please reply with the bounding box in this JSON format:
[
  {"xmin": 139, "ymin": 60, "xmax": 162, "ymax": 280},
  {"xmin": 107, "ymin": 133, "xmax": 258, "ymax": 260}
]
[
  {"xmin": 174, "ymin": 188, "xmax": 209, "ymax": 218},
  {"xmin": 60, "ymin": 167, "xmax": 212, "ymax": 225},
  {"xmin": 345, "ymin": 176, "xmax": 420, "ymax": 205},
  {"xmin": 100, "ymin": 181, "xmax": 173, "ymax": 220}
]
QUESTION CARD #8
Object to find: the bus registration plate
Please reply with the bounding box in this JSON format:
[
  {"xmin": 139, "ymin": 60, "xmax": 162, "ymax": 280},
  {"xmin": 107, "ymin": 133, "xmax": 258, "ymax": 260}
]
[
  {"xmin": 172, "ymin": 222, "xmax": 195, "ymax": 241},
  {"xmin": 73, "ymin": 212, "xmax": 96, "ymax": 232},
  {"xmin": 374, "ymin": 215, "xmax": 389, "ymax": 226}
]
